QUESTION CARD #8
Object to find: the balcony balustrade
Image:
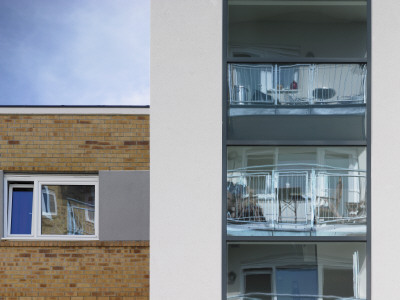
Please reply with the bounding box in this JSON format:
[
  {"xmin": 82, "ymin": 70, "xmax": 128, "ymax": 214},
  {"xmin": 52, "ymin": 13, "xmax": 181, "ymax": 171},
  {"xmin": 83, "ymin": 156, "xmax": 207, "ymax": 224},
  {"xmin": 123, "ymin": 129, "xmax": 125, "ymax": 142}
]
[
  {"xmin": 227, "ymin": 164, "xmax": 366, "ymax": 234},
  {"xmin": 228, "ymin": 64, "xmax": 367, "ymax": 108}
]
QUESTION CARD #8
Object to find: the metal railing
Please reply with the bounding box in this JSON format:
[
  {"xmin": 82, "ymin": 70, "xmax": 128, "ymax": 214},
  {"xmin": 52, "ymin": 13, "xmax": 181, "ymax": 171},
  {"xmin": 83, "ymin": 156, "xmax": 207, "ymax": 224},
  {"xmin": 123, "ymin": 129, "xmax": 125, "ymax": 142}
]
[
  {"xmin": 227, "ymin": 164, "xmax": 366, "ymax": 229},
  {"xmin": 228, "ymin": 64, "xmax": 367, "ymax": 106},
  {"xmin": 67, "ymin": 197, "xmax": 95, "ymax": 235},
  {"xmin": 228, "ymin": 293, "xmax": 366, "ymax": 300}
]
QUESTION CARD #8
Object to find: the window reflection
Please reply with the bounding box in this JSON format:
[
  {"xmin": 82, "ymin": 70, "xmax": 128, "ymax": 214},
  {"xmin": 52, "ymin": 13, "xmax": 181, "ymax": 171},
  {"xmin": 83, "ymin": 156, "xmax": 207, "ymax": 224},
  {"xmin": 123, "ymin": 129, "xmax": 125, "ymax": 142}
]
[
  {"xmin": 227, "ymin": 243, "xmax": 366, "ymax": 300},
  {"xmin": 228, "ymin": 1, "xmax": 367, "ymax": 59},
  {"xmin": 227, "ymin": 147, "xmax": 366, "ymax": 236},
  {"xmin": 228, "ymin": 64, "xmax": 367, "ymax": 107},
  {"xmin": 41, "ymin": 185, "xmax": 95, "ymax": 235}
]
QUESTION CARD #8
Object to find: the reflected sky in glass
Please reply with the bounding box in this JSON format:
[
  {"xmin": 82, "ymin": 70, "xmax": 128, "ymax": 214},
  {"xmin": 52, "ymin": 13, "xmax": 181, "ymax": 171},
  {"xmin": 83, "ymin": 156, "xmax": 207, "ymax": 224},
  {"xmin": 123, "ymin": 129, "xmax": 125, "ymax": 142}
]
[{"xmin": 0, "ymin": 0, "xmax": 149, "ymax": 105}]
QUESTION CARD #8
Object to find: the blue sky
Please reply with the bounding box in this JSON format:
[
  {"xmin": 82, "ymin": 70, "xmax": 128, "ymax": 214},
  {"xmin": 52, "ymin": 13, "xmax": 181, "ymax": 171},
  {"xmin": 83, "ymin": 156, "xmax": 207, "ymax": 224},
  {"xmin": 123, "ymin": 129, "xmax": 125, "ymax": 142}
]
[{"xmin": 0, "ymin": 0, "xmax": 149, "ymax": 106}]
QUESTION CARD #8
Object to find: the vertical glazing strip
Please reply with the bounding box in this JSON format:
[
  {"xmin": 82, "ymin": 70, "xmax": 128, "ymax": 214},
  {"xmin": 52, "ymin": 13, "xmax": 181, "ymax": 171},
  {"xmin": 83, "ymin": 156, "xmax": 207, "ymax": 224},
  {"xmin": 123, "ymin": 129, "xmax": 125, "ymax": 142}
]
[
  {"xmin": 366, "ymin": 0, "xmax": 371, "ymax": 299},
  {"xmin": 222, "ymin": 0, "xmax": 228, "ymax": 299}
]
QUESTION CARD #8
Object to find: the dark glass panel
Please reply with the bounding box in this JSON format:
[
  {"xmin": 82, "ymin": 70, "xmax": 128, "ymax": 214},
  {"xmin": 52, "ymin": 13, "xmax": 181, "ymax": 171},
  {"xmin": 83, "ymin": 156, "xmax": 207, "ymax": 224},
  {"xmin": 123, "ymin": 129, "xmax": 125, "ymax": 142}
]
[{"xmin": 228, "ymin": 1, "xmax": 367, "ymax": 60}]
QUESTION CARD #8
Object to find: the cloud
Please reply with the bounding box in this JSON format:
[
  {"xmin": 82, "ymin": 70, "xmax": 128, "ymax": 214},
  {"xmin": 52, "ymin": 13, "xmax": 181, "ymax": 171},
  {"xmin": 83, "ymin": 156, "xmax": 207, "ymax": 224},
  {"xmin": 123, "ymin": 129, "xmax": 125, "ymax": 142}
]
[{"xmin": 0, "ymin": 0, "xmax": 150, "ymax": 106}]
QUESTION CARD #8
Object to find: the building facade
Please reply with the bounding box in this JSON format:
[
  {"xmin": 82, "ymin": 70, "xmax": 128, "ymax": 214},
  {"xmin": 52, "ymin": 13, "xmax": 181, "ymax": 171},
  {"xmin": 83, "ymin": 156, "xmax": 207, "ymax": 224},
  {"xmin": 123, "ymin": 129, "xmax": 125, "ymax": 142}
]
[
  {"xmin": 151, "ymin": 0, "xmax": 399, "ymax": 299},
  {"xmin": 0, "ymin": 107, "xmax": 150, "ymax": 298}
]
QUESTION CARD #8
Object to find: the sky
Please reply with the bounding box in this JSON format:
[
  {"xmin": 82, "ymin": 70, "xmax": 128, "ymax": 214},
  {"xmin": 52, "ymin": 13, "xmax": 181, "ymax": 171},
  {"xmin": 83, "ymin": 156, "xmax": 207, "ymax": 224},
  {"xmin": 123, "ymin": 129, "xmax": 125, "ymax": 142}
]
[{"xmin": 0, "ymin": 0, "xmax": 149, "ymax": 106}]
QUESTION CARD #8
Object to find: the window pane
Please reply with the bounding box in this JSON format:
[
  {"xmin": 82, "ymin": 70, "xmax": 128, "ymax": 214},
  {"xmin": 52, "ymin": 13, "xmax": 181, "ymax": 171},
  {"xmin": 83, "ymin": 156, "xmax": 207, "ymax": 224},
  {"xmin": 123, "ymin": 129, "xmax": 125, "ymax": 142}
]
[
  {"xmin": 276, "ymin": 268, "xmax": 318, "ymax": 300},
  {"xmin": 227, "ymin": 242, "xmax": 366, "ymax": 300},
  {"xmin": 10, "ymin": 188, "xmax": 33, "ymax": 234},
  {"xmin": 245, "ymin": 272, "xmax": 272, "ymax": 300},
  {"xmin": 227, "ymin": 146, "xmax": 367, "ymax": 237},
  {"xmin": 228, "ymin": 1, "xmax": 367, "ymax": 59},
  {"xmin": 41, "ymin": 185, "xmax": 95, "ymax": 235}
]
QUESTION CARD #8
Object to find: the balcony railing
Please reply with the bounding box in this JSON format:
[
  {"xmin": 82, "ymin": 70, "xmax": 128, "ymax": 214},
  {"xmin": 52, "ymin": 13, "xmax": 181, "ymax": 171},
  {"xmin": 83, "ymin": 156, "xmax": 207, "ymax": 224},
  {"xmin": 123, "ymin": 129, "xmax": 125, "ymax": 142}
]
[
  {"xmin": 227, "ymin": 164, "xmax": 366, "ymax": 230},
  {"xmin": 228, "ymin": 64, "xmax": 367, "ymax": 106}
]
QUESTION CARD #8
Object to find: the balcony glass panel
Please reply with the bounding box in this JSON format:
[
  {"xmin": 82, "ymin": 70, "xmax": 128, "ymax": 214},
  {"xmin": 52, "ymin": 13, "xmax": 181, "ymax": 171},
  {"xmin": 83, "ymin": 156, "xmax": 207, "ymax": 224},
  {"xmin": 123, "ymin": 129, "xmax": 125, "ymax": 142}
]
[
  {"xmin": 227, "ymin": 63, "xmax": 367, "ymax": 141},
  {"xmin": 228, "ymin": 0, "xmax": 367, "ymax": 60},
  {"xmin": 228, "ymin": 64, "xmax": 367, "ymax": 107},
  {"xmin": 227, "ymin": 242, "xmax": 367, "ymax": 300},
  {"xmin": 227, "ymin": 146, "xmax": 366, "ymax": 237}
]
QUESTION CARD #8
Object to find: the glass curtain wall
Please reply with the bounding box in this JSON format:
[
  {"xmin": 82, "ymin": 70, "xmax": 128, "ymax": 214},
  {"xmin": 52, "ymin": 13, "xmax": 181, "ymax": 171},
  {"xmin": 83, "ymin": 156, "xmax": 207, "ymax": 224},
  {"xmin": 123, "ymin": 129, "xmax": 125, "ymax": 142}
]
[
  {"xmin": 224, "ymin": 1, "xmax": 369, "ymax": 299},
  {"xmin": 226, "ymin": 0, "xmax": 368, "ymax": 141}
]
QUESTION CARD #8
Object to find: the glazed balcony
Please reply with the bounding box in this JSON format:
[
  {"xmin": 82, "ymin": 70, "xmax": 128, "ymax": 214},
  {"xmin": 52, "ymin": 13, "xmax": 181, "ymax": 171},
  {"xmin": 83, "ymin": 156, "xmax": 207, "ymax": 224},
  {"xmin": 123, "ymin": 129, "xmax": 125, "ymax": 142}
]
[
  {"xmin": 226, "ymin": 63, "xmax": 367, "ymax": 142},
  {"xmin": 227, "ymin": 164, "xmax": 366, "ymax": 236}
]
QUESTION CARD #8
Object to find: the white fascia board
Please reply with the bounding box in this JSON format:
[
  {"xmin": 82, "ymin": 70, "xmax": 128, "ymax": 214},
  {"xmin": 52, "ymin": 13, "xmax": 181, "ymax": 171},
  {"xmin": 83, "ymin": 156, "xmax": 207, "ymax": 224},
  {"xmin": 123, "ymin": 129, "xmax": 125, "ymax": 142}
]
[{"xmin": 0, "ymin": 107, "xmax": 150, "ymax": 115}]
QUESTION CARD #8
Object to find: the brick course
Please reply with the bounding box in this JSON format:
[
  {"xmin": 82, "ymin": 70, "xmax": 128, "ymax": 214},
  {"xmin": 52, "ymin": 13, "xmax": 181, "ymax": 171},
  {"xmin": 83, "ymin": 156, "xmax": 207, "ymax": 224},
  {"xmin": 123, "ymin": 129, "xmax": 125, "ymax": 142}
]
[
  {"xmin": 0, "ymin": 241, "xmax": 149, "ymax": 299},
  {"xmin": 0, "ymin": 115, "xmax": 149, "ymax": 172}
]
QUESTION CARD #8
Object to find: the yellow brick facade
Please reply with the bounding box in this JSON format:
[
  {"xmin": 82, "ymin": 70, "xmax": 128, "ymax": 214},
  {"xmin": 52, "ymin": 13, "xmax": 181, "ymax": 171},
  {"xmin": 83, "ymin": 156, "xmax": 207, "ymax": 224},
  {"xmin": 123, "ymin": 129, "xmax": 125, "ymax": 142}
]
[
  {"xmin": 0, "ymin": 114, "xmax": 149, "ymax": 172},
  {"xmin": 0, "ymin": 241, "xmax": 149, "ymax": 299},
  {"xmin": 0, "ymin": 113, "xmax": 150, "ymax": 299}
]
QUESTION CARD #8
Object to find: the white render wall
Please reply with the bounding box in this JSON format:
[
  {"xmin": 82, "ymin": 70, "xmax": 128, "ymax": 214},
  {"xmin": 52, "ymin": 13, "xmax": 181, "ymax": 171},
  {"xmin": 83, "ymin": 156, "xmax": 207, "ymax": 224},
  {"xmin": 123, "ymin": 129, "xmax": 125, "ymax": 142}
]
[
  {"xmin": 371, "ymin": 0, "xmax": 400, "ymax": 298},
  {"xmin": 151, "ymin": 0, "xmax": 394, "ymax": 298},
  {"xmin": 150, "ymin": 0, "xmax": 222, "ymax": 299}
]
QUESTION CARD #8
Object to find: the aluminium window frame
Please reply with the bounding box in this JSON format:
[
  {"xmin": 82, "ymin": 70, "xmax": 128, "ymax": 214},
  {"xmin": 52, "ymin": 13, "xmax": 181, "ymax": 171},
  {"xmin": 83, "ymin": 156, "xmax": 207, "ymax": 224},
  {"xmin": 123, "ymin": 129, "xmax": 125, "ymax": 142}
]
[
  {"xmin": 3, "ymin": 174, "xmax": 99, "ymax": 240},
  {"xmin": 222, "ymin": 0, "xmax": 371, "ymax": 299}
]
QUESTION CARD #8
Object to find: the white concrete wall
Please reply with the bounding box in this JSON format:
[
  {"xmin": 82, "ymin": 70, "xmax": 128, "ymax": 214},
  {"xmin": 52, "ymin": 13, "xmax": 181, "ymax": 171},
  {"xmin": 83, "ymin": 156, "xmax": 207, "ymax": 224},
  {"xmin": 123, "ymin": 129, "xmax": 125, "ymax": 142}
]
[
  {"xmin": 150, "ymin": 0, "xmax": 395, "ymax": 298},
  {"xmin": 150, "ymin": 0, "xmax": 222, "ymax": 299},
  {"xmin": 371, "ymin": 0, "xmax": 400, "ymax": 298}
]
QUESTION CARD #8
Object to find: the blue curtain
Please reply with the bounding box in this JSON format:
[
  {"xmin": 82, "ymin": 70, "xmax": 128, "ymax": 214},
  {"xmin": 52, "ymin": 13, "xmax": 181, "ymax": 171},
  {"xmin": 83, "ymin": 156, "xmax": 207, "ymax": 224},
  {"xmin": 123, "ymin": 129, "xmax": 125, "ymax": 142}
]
[{"xmin": 10, "ymin": 189, "xmax": 33, "ymax": 234}]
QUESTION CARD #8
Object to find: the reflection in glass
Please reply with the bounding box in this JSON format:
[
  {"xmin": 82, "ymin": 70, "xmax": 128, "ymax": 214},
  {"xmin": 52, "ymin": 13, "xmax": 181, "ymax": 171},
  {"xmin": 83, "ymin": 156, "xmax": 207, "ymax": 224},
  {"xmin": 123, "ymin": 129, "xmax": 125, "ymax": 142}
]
[
  {"xmin": 228, "ymin": 1, "xmax": 367, "ymax": 59},
  {"xmin": 227, "ymin": 243, "xmax": 366, "ymax": 300},
  {"xmin": 228, "ymin": 64, "xmax": 367, "ymax": 108},
  {"xmin": 41, "ymin": 185, "xmax": 95, "ymax": 235},
  {"xmin": 227, "ymin": 147, "xmax": 366, "ymax": 236}
]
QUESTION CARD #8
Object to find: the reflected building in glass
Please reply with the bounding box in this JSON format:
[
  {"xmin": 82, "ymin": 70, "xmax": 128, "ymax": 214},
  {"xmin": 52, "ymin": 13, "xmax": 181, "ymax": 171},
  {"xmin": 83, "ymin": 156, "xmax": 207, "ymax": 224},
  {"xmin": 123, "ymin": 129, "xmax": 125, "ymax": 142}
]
[
  {"xmin": 227, "ymin": 243, "xmax": 367, "ymax": 300},
  {"xmin": 41, "ymin": 185, "xmax": 95, "ymax": 236}
]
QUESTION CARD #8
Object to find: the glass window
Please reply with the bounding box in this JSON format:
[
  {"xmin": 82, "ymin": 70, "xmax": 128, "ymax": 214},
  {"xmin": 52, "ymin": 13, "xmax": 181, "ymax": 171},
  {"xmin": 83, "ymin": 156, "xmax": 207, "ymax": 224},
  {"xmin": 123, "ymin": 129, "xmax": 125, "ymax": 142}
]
[
  {"xmin": 5, "ymin": 175, "xmax": 98, "ymax": 239},
  {"xmin": 228, "ymin": 0, "xmax": 367, "ymax": 60},
  {"xmin": 9, "ymin": 185, "xmax": 33, "ymax": 235},
  {"xmin": 244, "ymin": 270, "xmax": 272, "ymax": 300},
  {"xmin": 41, "ymin": 185, "xmax": 95, "ymax": 236},
  {"xmin": 227, "ymin": 242, "xmax": 366, "ymax": 300},
  {"xmin": 227, "ymin": 146, "xmax": 367, "ymax": 237}
]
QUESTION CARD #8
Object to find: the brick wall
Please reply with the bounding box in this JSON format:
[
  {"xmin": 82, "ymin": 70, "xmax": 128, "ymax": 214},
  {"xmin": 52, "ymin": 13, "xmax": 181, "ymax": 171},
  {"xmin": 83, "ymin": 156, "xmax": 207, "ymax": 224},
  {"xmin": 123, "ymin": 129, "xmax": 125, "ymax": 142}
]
[
  {"xmin": 0, "ymin": 241, "xmax": 149, "ymax": 299},
  {"xmin": 0, "ymin": 114, "xmax": 150, "ymax": 298},
  {"xmin": 0, "ymin": 114, "xmax": 149, "ymax": 172}
]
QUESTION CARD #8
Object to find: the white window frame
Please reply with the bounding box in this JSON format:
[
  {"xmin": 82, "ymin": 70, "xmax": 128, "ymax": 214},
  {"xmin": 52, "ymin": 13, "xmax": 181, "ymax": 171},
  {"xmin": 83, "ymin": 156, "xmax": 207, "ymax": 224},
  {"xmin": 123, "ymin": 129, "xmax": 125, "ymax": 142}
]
[
  {"xmin": 3, "ymin": 174, "xmax": 99, "ymax": 240},
  {"xmin": 7, "ymin": 184, "xmax": 34, "ymax": 238},
  {"xmin": 85, "ymin": 208, "xmax": 95, "ymax": 224},
  {"xmin": 41, "ymin": 187, "xmax": 57, "ymax": 218}
]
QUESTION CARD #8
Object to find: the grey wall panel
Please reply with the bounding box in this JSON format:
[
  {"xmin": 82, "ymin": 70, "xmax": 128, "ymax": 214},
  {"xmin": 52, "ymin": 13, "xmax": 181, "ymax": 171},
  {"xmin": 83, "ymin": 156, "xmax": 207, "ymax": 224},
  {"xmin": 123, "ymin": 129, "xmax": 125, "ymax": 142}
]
[
  {"xmin": 99, "ymin": 170, "xmax": 149, "ymax": 241},
  {"xmin": 0, "ymin": 171, "xmax": 3, "ymax": 238},
  {"xmin": 228, "ymin": 114, "xmax": 366, "ymax": 142}
]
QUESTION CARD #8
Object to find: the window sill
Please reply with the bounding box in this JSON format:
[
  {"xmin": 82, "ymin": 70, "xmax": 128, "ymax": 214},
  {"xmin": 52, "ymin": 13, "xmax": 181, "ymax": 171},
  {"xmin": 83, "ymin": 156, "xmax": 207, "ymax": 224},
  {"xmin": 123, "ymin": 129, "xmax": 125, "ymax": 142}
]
[
  {"xmin": 0, "ymin": 240, "xmax": 149, "ymax": 247},
  {"xmin": 2, "ymin": 236, "xmax": 99, "ymax": 241}
]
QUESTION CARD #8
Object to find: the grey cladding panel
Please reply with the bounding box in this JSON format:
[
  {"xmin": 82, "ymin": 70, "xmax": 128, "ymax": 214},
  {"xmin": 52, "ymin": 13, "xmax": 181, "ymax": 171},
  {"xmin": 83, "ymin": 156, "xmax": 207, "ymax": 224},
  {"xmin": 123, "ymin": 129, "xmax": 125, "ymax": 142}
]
[
  {"xmin": 228, "ymin": 114, "xmax": 366, "ymax": 141},
  {"xmin": 99, "ymin": 171, "xmax": 149, "ymax": 241}
]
